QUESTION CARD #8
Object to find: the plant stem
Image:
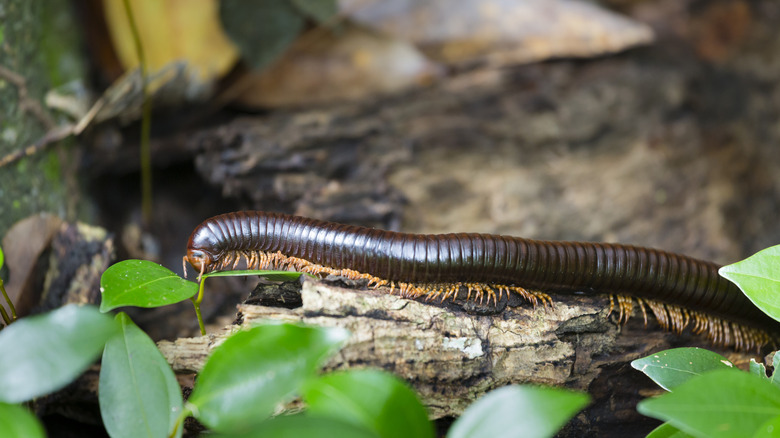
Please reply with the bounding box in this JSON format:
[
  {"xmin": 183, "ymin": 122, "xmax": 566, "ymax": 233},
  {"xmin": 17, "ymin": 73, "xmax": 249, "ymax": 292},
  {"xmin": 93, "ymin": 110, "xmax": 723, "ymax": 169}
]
[
  {"xmin": 195, "ymin": 277, "xmax": 206, "ymax": 305},
  {"xmin": 0, "ymin": 304, "xmax": 10, "ymax": 326},
  {"xmin": 190, "ymin": 297, "xmax": 206, "ymax": 336},
  {"xmin": 191, "ymin": 278, "xmax": 207, "ymax": 335},
  {"xmin": 121, "ymin": 0, "xmax": 153, "ymax": 226},
  {"xmin": 0, "ymin": 279, "xmax": 15, "ymax": 320},
  {"xmin": 168, "ymin": 409, "xmax": 189, "ymax": 438}
]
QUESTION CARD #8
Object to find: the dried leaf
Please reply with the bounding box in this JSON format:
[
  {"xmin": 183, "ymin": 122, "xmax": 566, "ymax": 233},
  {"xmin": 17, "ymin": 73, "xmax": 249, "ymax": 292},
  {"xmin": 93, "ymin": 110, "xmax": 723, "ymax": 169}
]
[
  {"xmin": 341, "ymin": 0, "xmax": 654, "ymax": 66},
  {"xmin": 1, "ymin": 214, "xmax": 63, "ymax": 317},
  {"xmin": 102, "ymin": 0, "xmax": 238, "ymax": 81},
  {"xmin": 236, "ymin": 23, "xmax": 441, "ymax": 108}
]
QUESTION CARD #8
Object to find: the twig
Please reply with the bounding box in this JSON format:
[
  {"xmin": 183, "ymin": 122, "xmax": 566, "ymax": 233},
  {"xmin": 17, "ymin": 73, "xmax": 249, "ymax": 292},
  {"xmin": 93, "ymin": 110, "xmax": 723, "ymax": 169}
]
[{"xmin": 0, "ymin": 65, "xmax": 73, "ymax": 168}]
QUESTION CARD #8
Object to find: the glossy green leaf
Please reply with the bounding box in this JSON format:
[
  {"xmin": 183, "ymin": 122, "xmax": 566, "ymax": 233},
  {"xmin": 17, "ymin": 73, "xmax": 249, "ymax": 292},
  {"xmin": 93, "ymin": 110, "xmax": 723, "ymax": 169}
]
[
  {"xmin": 203, "ymin": 269, "xmax": 305, "ymax": 282},
  {"xmin": 752, "ymin": 415, "xmax": 780, "ymax": 438},
  {"xmin": 646, "ymin": 422, "xmax": 696, "ymax": 438},
  {"xmin": 99, "ymin": 313, "xmax": 183, "ymax": 438},
  {"xmin": 631, "ymin": 348, "xmax": 735, "ymax": 391},
  {"xmin": 100, "ymin": 260, "xmax": 197, "ymax": 312},
  {"xmin": 638, "ymin": 370, "xmax": 780, "ymax": 438},
  {"xmin": 220, "ymin": 0, "xmax": 304, "ymax": 70},
  {"xmin": 214, "ymin": 414, "xmax": 379, "ymax": 438},
  {"xmin": 303, "ymin": 369, "xmax": 433, "ymax": 438},
  {"xmin": 0, "ymin": 245, "xmax": 4, "ymax": 271},
  {"xmin": 719, "ymin": 245, "xmax": 780, "ymax": 321},
  {"xmin": 290, "ymin": 0, "xmax": 337, "ymax": 24},
  {"xmin": 0, "ymin": 403, "xmax": 45, "ymax": 438},
  {"xmin": 187, "ymin": 323, "xmax": 349, "ymax": 433},
  {"xmin": 447, "ymin": 385, "xmax": 589, "ymax": 438},
  {"xmin": 0, "ymin": 304, "xmax": 119, "ymax": 402}
]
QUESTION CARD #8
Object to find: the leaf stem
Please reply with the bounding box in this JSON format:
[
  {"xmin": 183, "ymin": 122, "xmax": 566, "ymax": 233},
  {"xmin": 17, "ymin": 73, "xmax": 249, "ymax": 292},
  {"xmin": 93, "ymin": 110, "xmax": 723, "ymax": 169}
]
[
  {"xmin": 195, "ymin": 277, "xmax": 206, "ymax": 305},
  {"xmin": 0, "ymin": 279, "xmax": 16, "ymax": 321},
  {"xmin": 191, "ymin": 299, "xmax": 206, "ymax": 336},
  {"xmin": 191, "ymin": 279, "xmax": 206, "ymax": 336}
]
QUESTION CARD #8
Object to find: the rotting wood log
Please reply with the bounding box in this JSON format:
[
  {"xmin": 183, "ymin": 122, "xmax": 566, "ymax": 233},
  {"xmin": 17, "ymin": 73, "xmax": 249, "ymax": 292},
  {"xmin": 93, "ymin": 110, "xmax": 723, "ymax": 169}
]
[{"xmin": 156, "ymin": 277, "xmax": 763, "ymax": 437}]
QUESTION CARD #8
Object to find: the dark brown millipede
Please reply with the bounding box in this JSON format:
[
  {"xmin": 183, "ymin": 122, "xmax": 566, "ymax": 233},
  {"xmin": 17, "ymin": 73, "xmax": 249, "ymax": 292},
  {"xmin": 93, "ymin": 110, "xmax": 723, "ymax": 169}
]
[{"xmin": 185, "ymin": 211, "xmax": 778, "ymax": 350}]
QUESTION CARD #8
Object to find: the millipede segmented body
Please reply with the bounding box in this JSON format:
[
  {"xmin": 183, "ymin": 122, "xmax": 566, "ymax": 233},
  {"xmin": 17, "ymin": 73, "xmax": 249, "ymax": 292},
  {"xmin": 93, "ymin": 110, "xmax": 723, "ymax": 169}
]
[{"xmin": 185, "ymin": 211, "xmax": 778, "ymax": 349}]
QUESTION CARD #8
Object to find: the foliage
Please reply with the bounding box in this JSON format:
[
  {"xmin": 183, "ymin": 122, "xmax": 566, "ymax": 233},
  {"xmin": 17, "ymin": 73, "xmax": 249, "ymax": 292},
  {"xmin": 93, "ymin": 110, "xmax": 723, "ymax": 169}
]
[
  {"xmin": 447, "ymin": 385, "xmax": 590, "ymax": 438},
  {"xmin": 630, "ymin": 348, "xmax": 735, "ymax": 391},
  {"xmin": 638, "ymin": 369, "xmax": 780, "ymax": 438},
  {"xmin": 719, "ymin": 244, "xmax": 780, "ymax": 323},
  {"xmin": 0, "ymin": 246, "xmax": 596, "ymax": 437},
  {"xmin": 0, "ymin": 305, "xmax": 118, "ymax": 436},
  {"xmin": 99, "ymin": 260, "xmax": 198, "ymax": 312},
  {"xmin": 186, "ymin": 323, "xmax": 348, "ymax": 433},
  {"xmin": 0, "ymin": 402, "xmax": 45, "ymax": 438},
  {"xmin": 634, "ymin": 244, "xmax": 780, "ymax": 438},
  {"xmin": 0, "ymin": 305, "xmax": 119, "ymax": 403},
  {"xmin": 303, "ymin": 369, "xmax": 434, "ymax": 438},
  {"xmin": 100, "ymin": 259, "xmax": 304, "ymax": 334},
  {"xmin": 100, "ymin": 313, "xmax": 183, "ymax": 438}
]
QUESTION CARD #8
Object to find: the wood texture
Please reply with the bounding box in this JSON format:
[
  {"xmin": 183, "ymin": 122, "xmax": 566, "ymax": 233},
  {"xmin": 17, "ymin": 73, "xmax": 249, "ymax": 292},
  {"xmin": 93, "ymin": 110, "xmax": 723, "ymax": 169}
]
[{"xmin": 157, "ymin": 277, "xmax": 761, "ymax": 436}]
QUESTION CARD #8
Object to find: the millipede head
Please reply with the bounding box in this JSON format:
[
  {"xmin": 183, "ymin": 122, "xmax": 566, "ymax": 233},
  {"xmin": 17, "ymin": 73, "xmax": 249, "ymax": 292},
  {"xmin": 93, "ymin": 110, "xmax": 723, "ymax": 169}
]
[{"xmin": 185, "ymin": 248, "xmax": 215, "ymax": 279}]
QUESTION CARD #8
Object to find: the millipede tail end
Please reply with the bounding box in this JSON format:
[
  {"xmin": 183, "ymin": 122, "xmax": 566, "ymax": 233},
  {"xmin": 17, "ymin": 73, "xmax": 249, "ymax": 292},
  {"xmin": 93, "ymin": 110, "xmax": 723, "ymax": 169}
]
[{"xmin": 609, "ymin": 294, "xmax": 772, "ymax": 352}]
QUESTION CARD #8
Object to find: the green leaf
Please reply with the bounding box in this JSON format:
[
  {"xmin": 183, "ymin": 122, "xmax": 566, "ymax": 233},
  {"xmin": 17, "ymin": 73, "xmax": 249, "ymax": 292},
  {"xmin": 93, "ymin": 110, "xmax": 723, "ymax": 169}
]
[
  {"xmin": 447, "ymin": 385, "xmax": 589, "ymax": 438},
  {"xmin": 749, "ymin": 352, "xmax": 780, "ymax": 388},
  {"xmin": 213, "ymin": 414, "xmax": 379, "ymax": 438},
  {"xmin": 99, "ymin": 313, "xmax": 183, "ymax": 438},
  {"xmin": 631, "ymin": 348, "xmax": 735, "ymax": 391},
  {"xmin": 187, "ymin": 323, "xmax": 349, "ymax": 433},
  {"xmin": 0, "ymin": 304, "xmax": 119, "ymax": 402},
  {"xmin": 752, "ymin": 415, "xmax": 780, "ymax": 438},
  {"xmin": 638, "ymin": 369, "xmax": 780, "ymax": 438},
  {"xmin": 751, "ymin": 359, "xmax": 768, "ymax": 380},
  {"xmin": 290, "ymin": 0, "xmax": 337, "ymax": 24},
  {"xmin": 646, "ymin": 422, "xmax": 696, "ymax": 438},
  {"xmin": 772, "ymin": 351, "xmax": 780, "ymax": 389},
  {"xmin": 220, "ymin": 0, "xmax": 304, "ymax": 70},
  {"xmin": 303, "ymin": 369, "xmax": 434, "ymax": 438},
  {"xmin": 0, "ymin": 403, "xmax": 45, "ymax": 438},
  {"xmin": 0, "ymin": 245, "xmax": 4, "ymax": 271},
  {"xmin": 719, "ymin": 245, "xmax": 780, "ymax": 321},
  {"xmin": 203, "ymin": 269, "xmax": 306, "ymax": 282},
  {"xmin": 100, "ymin": 260, "xmax": 197, "ymax": 312}
]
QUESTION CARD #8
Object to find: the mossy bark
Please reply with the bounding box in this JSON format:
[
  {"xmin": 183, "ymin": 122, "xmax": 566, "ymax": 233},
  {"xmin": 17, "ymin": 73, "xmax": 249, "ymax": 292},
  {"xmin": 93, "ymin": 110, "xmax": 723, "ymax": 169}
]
[{"xmin": 0, "ymin": 1, "xmax": 85, "ymax": 239}]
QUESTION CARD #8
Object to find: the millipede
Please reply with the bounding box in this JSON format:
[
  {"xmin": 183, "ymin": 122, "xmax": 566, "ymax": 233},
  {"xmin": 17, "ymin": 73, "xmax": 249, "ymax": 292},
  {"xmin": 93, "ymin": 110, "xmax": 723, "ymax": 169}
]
[{"xmin": 184, "ymin": 211, "xmax": 778, "ymax": 350}]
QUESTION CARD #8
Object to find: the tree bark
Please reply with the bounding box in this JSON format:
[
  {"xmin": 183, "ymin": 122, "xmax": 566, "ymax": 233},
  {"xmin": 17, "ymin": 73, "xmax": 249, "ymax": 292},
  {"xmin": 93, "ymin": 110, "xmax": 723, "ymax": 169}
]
[{"xmin": 0, "ymin": 1, "xmax": 86, "ymax": 239}]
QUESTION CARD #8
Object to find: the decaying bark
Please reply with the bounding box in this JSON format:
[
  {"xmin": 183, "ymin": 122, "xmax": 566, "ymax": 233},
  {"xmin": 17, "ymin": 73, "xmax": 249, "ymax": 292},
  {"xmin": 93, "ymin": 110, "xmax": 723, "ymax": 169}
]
[{"xmin": 157, "ymin": 277, "xmax": 762, "ymax": 437}]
